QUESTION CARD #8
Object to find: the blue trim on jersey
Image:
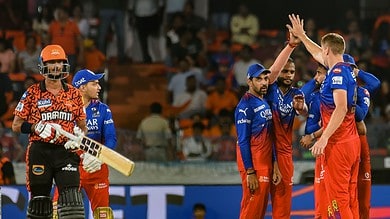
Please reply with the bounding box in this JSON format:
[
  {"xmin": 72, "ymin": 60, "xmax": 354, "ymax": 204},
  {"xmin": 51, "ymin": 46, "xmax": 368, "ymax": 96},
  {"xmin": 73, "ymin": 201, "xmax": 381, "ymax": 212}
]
[{"xmin": 85, "ymin": 100, "xmax": 117, "ymax": 149}]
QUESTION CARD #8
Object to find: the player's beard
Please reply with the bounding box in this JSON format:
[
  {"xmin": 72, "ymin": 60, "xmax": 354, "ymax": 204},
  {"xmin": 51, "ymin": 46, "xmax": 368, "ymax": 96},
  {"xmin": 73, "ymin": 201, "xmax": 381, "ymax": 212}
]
[{"xmin": 254, "ymin": 85, "xmax": 268, "ymax": 97}]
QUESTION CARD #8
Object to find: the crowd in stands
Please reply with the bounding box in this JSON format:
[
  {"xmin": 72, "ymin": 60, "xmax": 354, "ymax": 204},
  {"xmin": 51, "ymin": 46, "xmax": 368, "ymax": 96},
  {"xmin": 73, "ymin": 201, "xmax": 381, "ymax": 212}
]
[{"xmin": 0, "ymin": 0, "xmax": 390, "ymax": 163}]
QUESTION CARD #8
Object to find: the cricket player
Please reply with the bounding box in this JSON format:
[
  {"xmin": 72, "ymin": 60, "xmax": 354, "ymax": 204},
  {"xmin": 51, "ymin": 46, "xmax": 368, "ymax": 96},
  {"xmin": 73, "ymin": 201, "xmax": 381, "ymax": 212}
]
[
  {"xmin": 288, "ymin": 14, "xmax": 361, "ymax": 218},
  {"xmin": 12, "ymin": 44, "xmax": 87, "ymax": 218},
  {"xmin": 266, "ymin": 57, "xmax": 308, "ymax": 219},
  {"xmin": 53, "ymin": 69, "xmax": 117, "ymax": 219},
  {"xmin": 343, "ymin": 54, "xmax": 380, "ymax": 219},
  {"xmin": 235, "ymin": 31, "xmax": 300, "ymax": 218}
]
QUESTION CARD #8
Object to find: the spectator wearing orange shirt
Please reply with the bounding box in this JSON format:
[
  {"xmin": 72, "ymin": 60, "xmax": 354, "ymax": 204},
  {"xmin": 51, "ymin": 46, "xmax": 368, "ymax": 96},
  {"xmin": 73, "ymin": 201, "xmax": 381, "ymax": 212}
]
[
  {"xmin": 83, "ymin": 39, "xmax": 106, "ymax": 73},
  {"xmin": 205, "ymin": 76, "xmax": 238, "ymax": 123},
  {"xmin": 48, "ymin": 6, "xmax": 84, "ymax": 73}
]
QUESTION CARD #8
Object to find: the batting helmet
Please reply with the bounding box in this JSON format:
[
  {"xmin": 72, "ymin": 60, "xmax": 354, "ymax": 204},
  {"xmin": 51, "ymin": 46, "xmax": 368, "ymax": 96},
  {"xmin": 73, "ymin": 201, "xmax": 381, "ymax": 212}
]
[{"xmin": 38, "ymin": 44, "xmax": 70, "ymax": 80}]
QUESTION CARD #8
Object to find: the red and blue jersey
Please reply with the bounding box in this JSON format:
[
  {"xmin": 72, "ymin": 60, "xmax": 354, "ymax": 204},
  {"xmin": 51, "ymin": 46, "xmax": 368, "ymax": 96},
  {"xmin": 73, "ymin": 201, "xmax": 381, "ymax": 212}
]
[
  {"xmin": 354, "ymin": 69, "xmax": 380, "ymax": 122},
  {"xmin": 265, "ymin": 83, "xmax": 304, "ymax": 155},
  {"xmin": 320, "ymin": 62, "xmax": 358, "ymax": 143},
  {"xmin": 80, "ymin": 99, "xmax": 117, "ymax": 183},
  {"xmin": 85, "ymin": 99, "xmax": 117, "ymax": 149},
  {"xmin": 301, "ymin": 79, "xmax": 321, "ymax": 134},
  {"xmin": 235, "ymin": 92, "xmax": 273, "ymax": 171}
]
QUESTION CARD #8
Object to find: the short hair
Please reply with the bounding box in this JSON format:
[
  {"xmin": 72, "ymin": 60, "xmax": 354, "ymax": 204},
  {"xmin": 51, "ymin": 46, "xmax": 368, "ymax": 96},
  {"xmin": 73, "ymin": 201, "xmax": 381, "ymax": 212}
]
[
  {"xmin": 193, "ymin": 203, "xmax": 206, "ymax": 212},
  {"xmin": 150, "ymin": 102, "xmax": 162, "ymax": 114},
  {"xmin": 321, "ymin": 33, "xmax": 345, "ymax": 55}
]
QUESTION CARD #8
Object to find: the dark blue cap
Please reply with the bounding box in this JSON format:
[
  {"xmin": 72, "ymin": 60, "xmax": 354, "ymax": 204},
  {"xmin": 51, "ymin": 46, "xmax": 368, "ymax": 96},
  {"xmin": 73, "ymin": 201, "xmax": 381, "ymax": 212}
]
[{"xmin": 343, "ymin": 54, "xmax": 357, "ymax": 68}]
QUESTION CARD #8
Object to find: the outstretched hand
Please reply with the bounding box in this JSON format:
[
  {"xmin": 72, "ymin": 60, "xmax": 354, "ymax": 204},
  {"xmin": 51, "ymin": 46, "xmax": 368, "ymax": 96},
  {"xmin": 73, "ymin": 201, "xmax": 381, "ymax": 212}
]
[{"xmin": 286, "ymin": 14, "xmax": 306, "ymax": 40}]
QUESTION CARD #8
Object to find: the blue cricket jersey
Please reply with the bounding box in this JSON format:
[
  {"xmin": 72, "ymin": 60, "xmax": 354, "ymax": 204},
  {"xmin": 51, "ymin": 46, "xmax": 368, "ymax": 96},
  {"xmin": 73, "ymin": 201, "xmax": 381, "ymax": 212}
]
[
  {"xmin": 235, "ymin": 92, "xmax": 273, "ymax": 170},
  {"xmin": 85, "ymin": 99, "xmax": 117, "ymax": 149}
]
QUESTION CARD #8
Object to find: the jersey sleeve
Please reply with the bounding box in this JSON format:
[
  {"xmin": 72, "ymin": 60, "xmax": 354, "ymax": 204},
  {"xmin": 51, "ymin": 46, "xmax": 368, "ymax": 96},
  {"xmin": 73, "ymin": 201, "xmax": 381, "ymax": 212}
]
[
  {"xmin": 102, "ymin": 104, "xmax": 117, "ymax": 150},
  {"xmin": 235, "ymin": 102, "xmax": 254, "ymax": 169},
  {"xmin": 329, "ymin": 66, "xmax": 349, "ymax": 91},
  {"xmin": 14, "ymin": 89, "xmax": 33, "ymax": 121},
  {"xmin": 358, "ymin": 69, "xmax": 381, "ymax": 94},
  {"xmin": 301, "ymin": 79, "xmax": 317, "ymax": 102},
  {"xmin": 355, "ymin": 87, "xmax": 370, "ymax": 122}
]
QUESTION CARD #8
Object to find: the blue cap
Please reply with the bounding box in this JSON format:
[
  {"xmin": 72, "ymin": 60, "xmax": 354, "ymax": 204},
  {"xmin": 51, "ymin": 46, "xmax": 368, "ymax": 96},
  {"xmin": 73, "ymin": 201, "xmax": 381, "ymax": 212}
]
[
  {"xmin": 343, "ymin": 54, "xmax": 357, "ymax": 68},
  {"xmin": 72, "ymin": 69, "xmax": 104, "ymax": 88},
  {"xmin": 247, "ymin": 63, "xmax": 271, "ymax": 78}
]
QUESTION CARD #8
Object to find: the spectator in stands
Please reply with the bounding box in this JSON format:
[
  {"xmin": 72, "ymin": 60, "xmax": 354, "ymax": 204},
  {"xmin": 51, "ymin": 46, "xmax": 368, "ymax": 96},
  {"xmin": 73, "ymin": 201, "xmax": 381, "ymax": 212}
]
[
  {"xmin": 0, "ymin": 144, "xmax": 16, "ymax": 184},
  {"xmin": 17, "ymin": 35, "xmax": 41, "ymax": 75},
  {"xmin": 207, "ymin": 58, "xmax": 238, "ymax": 93},
  {"xmin": 344, "ymin": 19, "xmax": 371, "ymax": 58},
  {"xmin": 192, "ymin": 202, "xmax": 207, "ymax": 219},
  {"xmin": 83, "ymin": 38, "xmax": 106, "ymax": 73},
  {"xmin": 173, "ymin": 74, "xmax": 207, "ymax": 119},
  {"xmin": 371, "ymin": 19, "xmax": 390, "ymax": 72},
  {"xmin": 181, "ymin": 121, "xmax": 212, "ymax": 161},
  {"xmin": 208, "ymin": 109, "xmax": 236, "ymax": 161},
  {"xmin": 32, "ymin": 3, "xmax": 53, "ymax": 47},
  {"xmin": 48, "ymin": 6, "xmax": 84, "ymax": 73},
  {"xmin": 96, "ymin": 0, "xmax": 126, "ymax": 64},
  {"xmin": 209, "ymin": 39, "xmax": 235, "ymax": 72},
  {"xmin": 232, "ymin": 44, "xmax": 259, "ymax": 97},
  {"xmin": 205, "ymin": 76, "xmax": 238, "ymax": 122},
  {"xmin": 230, "ymin": 3, "xmax": 259, "ymax": 45},
  {"xmin": 208, "ymin": 0, "xmax": 233, "ymax": 31},
  {"xmin": 0, "ymin": 37, "xmax": 16, "ymax": 75},
  {"xmin": 166, "ymin": 12, "xmax": 185, "ymax": 50},
  {"xmin": 181, "ymin": 0, "xmax": 207, "ymax": 34},
  {"xmin": 136, "ymin": 102, "xmax": 173, "ymax": 161},
  {"xmin": 71, "ymin": 4, "xmax": 90, "ymax": 38},
  {"xmin": 128, "ymin": 0, "xmax": 165, "ymax": 63},
  {"xmin": 167, "ymin": 57, "xmax": 205, "ymax": 105}
]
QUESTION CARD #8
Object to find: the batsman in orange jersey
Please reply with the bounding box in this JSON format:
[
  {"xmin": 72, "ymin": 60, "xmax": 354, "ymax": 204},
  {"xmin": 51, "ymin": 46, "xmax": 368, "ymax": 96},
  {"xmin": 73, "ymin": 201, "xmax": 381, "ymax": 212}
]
[{"xmin": 12, "ymin": 44, "xmax": 87, "ymax": 219}]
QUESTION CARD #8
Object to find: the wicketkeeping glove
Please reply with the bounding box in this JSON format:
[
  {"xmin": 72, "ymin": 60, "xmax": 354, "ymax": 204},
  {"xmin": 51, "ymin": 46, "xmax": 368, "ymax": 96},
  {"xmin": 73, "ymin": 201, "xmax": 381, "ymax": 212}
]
[
  {"xmin": 81, "ymin": 152, "xmax": 102, "ymax": 173},
  {"xmin": 34, "ymin": 121, "xmax": 61, "ymax": 143}
]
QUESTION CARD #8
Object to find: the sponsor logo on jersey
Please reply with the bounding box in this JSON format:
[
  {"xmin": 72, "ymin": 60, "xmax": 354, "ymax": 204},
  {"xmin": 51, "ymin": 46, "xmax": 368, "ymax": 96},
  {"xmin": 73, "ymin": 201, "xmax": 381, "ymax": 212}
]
[
  {"xmin": 15, "ymin": 102, "xmax": 24, "ymax": 111},
  {"xmin": 32, "ymin": 165, "xmax": 45, "ymax": 175},
  {"xmin": 94, "ymin": 182, "xmax": 108, "ymax": 189},
  {"xmin": 363, "ymin": 88, "xmax": 370, "ymax": 97},
  {"xmin": 254, "ymin": 104, "xmax": 265, "ymax": 113},
  {"xmin": 37, "ymin": 99, "xmax": 52, "ymax": 108},
  {"xmin": 363, "ymin": 97, "xmax": 370, "ymax": 106},
  {"xmin": 236, "ymin": 118, "xmax": 251, "ymax": 124},
  {"xmin": 104, "ymin": 118, "xmax": 113, "ymax": 124},
  {"xmin": 332, "ymin": 68, "xmax": 342, "ymax": 74},
  {"xmin": 62, "ymin": 164, "xmax": 77, "ymax": 172},
  {"xmin": 87, "ymin": 118, "xmax": 99, "ymax": 131},
  {"xmin": 238, "ymin": 108, "xmax": 248, "ymax": 116},
  {"xmin": 41, "ymin": 111, "xmax": 72, "ymax": 121},
  {"xmin": 332, "ymin": 76, "xmax": 343, "ymax": 85},
  {"xmin": 260, "ymin": 108, "xmax": 272, "ymax": 120},
  {"xmin": 74, "ymin": 77, "xmax": 87, "ymax": 87},
  {"xmin": 259, "ymin": 176, "xmax": 269, "ymax": 182}
]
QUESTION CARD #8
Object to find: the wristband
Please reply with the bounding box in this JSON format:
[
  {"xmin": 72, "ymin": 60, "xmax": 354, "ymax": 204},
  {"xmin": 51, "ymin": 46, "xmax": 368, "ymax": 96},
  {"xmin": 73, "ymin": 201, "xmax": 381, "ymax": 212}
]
[
  {"xmin": 247, "ymin": 171, "xmax": 256, "ymax": 175},
  {"xmin": 286, "ymin": 41, "xmax": 297, "ymax": 48},
  {"xmin": 21, "ymin": 121, "xmax": 33, "ymax": 134},
  {"xmin": 310, "ymin": 132, "xmax": 315, "ymax": 139}
]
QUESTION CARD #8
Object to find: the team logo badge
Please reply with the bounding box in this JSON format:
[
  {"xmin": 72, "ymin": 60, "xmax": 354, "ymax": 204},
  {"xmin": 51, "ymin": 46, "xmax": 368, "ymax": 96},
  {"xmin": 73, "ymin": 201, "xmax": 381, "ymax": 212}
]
[
  {"xmin": 332, "ymin": 68, "xmax": 342, "ymax": 73},
  {"xmin": 32, "ymin": 165, "xmax": 45, "ymax": 175}
]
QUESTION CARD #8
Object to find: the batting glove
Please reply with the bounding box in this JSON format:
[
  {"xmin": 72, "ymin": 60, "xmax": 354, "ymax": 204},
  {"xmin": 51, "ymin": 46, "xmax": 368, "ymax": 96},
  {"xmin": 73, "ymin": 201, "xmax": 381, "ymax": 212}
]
[
  {"xmin": 34, "ymin": 121, "xmax": 61, "ymax": 143},
  {"xmin": 64, "ymin": 126, "xmax": 84, "ymax": 150},
  {"xmin": 81, "ymin": 152, "xmax": 102, "ymax": 173}
]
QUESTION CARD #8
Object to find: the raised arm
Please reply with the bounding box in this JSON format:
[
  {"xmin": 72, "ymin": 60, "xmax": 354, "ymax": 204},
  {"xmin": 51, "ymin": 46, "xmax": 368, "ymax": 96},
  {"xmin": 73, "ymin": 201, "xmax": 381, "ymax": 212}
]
[
  {"xmin": 286, "ymin": 14, "xmax": 324, "ymax": 65},
  {"xmin": 268, "ymin": 31, "xmax": 300, "ymax": 84}
]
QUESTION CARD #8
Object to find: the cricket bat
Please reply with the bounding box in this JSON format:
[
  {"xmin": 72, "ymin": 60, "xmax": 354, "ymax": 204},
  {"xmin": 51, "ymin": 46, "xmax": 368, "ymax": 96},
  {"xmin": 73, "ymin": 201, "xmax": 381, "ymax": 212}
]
[{"xmin": 54, "ymin": 126, "xmax": 135, "ymax": 176}]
